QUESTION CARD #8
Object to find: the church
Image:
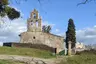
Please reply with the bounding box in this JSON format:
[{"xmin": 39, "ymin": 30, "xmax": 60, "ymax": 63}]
[
  {"xmin": 3, "ymin": 9, "xmax": 64, "ymax": 54},
  {"xmin": 19, "ymin": 9, "xmax": 64, "ymax": 53}
]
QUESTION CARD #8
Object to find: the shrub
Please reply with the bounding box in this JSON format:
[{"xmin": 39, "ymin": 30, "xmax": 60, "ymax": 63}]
[{"xmin": 59, "ymin": 50, "xmax": 65, "ymax": 55}]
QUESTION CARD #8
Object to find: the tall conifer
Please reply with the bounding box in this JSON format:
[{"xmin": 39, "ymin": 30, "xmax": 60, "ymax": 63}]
[{"xmin": 66, "ymin": 18, "xmax": 76, "ymax": 49}]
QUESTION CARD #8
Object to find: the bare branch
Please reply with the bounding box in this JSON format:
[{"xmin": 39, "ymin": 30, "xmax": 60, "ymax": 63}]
[
  {"xmin": 77, "ymin": 0, "xmax": 88, "ymax": 6},
  {"xmin": 77, "ymin": 0, "xmax": 96, "ymax": 6},
  {"xmin": 38, "ymin": 0, "xmax": 41, "ymax": 4}
]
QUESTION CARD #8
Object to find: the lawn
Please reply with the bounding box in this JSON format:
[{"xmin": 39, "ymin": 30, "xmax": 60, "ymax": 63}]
[
  {"xmin": 59, "ymin": 50, "xmax": 96, "ymax": 64},
  {"xmin": 0, "ymin": 60, "xmax": 24, "ymax": 64},
  {"xmin": 0, "ymin": 46, "xmax": 55, "ymax": 58}
]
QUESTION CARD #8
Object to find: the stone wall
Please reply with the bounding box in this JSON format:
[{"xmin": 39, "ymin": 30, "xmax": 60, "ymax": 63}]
[
  {"xmin": 3, "ymin": 43, "xmax": 56, "ymax": 53},
  {"xmin": 20, "ymin": 32, "xmax": 64, "ymax": 53}
]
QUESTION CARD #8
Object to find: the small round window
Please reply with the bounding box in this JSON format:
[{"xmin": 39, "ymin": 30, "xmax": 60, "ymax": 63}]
[{"xmin": 33, "ymin": 36, "xmax": 35, "ymax": 39}]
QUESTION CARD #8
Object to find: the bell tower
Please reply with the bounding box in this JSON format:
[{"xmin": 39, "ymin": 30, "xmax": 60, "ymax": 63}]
[{"xmin": 27, "ymin": 9, "xmax": 42, "ymax": 32}]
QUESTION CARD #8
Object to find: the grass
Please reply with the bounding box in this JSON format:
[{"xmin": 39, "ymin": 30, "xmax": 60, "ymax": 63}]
[
  {"xmin": 0, "ymin": 60, "xmax": 24, "ymax": 64},
  {"xmin": 0, "ymin": 46, "xmax": 55, "ymax": 58},
  {"xmin": 59, "ymin": 51, "xmax": 96, "ymax": 64}
]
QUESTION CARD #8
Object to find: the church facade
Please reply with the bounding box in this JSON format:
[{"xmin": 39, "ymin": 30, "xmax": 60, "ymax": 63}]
[{"xmin": 19, "ymin": 9, "xmax": 64, "ymax": 53}]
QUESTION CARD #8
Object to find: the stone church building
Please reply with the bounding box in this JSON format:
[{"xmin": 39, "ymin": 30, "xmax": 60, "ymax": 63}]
[{"xmin": 19, "ymin": 9, "xmax": 64, "ymax": 53}]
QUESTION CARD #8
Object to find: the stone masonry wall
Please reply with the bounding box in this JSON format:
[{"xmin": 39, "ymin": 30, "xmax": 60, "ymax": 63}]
[{"xmin": 20, "ymin": 32, "xmax": 64, "ymax": 53}]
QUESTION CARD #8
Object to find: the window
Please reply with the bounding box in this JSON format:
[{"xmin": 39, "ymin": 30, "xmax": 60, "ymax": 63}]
[
  {"xmin": 36, "ymin": 21, "xmax": 38, "ymax": 27},
  {"xmin": 33, "ymin": 36, "xmax": 35, "ymax": 39},
  {"xmin": 33, "ymin": 13, "xmax": 36, "ymax": 19},
  {"xmin": 19, "ymin": 34, "xmax": 21, "ymax": 37},
  {"xmin": 31, "ymin": 21, "xmax": 33, "ymax": 27}
]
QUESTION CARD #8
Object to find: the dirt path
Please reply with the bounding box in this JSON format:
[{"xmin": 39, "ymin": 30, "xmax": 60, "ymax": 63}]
[{"xmin": 0, "ymin": 55, "xmax": 61, "ymax": 64}]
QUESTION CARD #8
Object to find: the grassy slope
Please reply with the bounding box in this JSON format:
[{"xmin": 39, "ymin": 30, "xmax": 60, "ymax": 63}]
[
  {"xmin": 59, "ymin": 53, "xmax": 96, "ymax": 64},
  {"xmin": 0, "ymin": 60, "xmax": 24, "ymax": 64},
  {"xmin": 0, "ymin": 46, "xmax": 55, "ymax": 58}
]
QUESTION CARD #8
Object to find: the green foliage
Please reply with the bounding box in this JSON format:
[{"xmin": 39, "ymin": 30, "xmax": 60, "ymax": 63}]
[
  {"xmin": 0, "ymin": 0, "xmax": 9, "ymax": 5},
  {"xmin": 0, "ymin": 46, "xmax": 55, "ymax": 58},
  {"xmin": 0, "ymin": 0, "xmax": 20, "ymax": 20},
  {"xmin": 66, "ymin": 18, "xmax": 76, "ymax": 49},
  {"xmin": 59, "ymin": 50, "xmax": 65, "ymax": 55},
  {"xmin": 42, "ymin": 25, "xmax": 51, "ymax": 33},
  {"xmin": 5, "ymin": 7, "xmax": 20, "ymax": 20}
]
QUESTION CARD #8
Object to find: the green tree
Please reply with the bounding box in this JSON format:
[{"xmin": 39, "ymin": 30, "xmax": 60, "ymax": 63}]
[
  {"xmin": 42, "ymin": 25, "xmax": 51, "ymax": 33},
  {"xmin": 0, "ymin": 0, "xmax": 20, "ymax": 20},
  {"xmin": 66, "ymin": 18, "xmax": 76, "ymax": 49}
]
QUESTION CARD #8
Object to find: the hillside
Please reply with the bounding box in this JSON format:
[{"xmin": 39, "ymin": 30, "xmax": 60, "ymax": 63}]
[
  {"xmin": 0, "ymin": 46, "xmax": 55, "ymax": 58},
  {"xmin": 59, "ymin": 50, "xmax": 96, "ymax": 64},
  {"xmin": 0, "ymin": 60, "xmax": 24, "ymax": 64}
]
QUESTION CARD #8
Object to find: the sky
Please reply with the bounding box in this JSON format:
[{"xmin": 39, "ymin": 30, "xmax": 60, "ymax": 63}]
[{"xmin": 0, "ymin": 0, "xmax": 96, "ymax": 45}]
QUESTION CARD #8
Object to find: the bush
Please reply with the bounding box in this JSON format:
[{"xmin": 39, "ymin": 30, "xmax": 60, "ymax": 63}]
[{"xmin": 59, "ymin": 50, "xmax": 65, "ymax": 55}]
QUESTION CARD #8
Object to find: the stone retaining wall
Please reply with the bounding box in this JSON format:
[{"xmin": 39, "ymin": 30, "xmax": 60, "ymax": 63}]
[{"xmin": 3, "ymin": 43, "xmax": 56, "ymax": 53}]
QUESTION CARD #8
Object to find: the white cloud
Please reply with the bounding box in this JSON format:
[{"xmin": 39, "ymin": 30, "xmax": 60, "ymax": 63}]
[
  {"xmin": 76, "ymin": 26, "xmax": 96, "ymax": 45},
  {"xmin": 55, "ymin": 29, "xmax": 60, "ymax": 32},
  {"xmin": 42, "ymin": 21, "xmax": 55, "ymax": 27},
  {"xmin": 1, "ymin": 17, "xmax": 95, "ymax": 45},
  {"xmin": 0, "ymin": 17, "xmax": 26, "ymax": 43},
  {"xmin": 61, "ymin": 26, "xmax": 96, "ymax": 45},
  {"xmin": 2, "ymin": 16, "xmax": 96, "ymax": 45},
  {"xmin": 56, "ymin": 33, "xmax": 65, "ymax": 37},
  {"xmin": 94, "ymin": 25, "xmax": 96, "ymax": 28},
  {"xmin": 0, "ymin": 17, "xmax": 56, "ymax": 44}
]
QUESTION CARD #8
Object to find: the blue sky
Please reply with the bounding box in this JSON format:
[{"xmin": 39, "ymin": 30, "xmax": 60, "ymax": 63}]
[
  {"xmin": 10, "ymin": 0, "xmax": 96, "ymax": 30},
  {"xmin": 0, "ymin": 0, "xmax": 96, "ymax": 45}
]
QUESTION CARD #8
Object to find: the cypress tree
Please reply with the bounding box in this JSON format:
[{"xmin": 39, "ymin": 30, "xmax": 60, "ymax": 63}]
[{"xmin": 66, "ymin": 18, "xmax": 76, "ymax": 49}]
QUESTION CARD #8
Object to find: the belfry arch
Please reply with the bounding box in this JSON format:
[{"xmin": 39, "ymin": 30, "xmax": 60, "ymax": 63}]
[{"xmin": 27, "ymin": 9, "xmax": 42, "ymax": 32}]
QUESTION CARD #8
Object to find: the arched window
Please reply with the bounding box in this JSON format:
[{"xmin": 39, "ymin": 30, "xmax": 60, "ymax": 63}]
[
  {"xmin": 31, "ymin": 21, "xmax": 33, "ymax": 27},
  {"xmin": 33, "ymin": 13, "xmax": 36, "ymax": 19},
  {"xmin": 36, "ymin": 20, "xmax": 38, "ymax": 27}
]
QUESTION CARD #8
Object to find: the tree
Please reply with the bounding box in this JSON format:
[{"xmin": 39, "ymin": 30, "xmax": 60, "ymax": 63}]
[
  {"xmin": 66, "ymin": 18, "xmax": 76, "ymax": 49},
  {"xmin": 0, "ymin": 0, "xmax": 46, "ymax": 20},
  {"xmin": 0, "ymin": 0, "xmax": 20, "ymax": 20},
  {"xmin": 42, "ymin": 25, "xmax": 51, "ymax": 33},
  {"xmin": 42, "ymin": 25, "xmax": 46, "ymax": 32}
]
